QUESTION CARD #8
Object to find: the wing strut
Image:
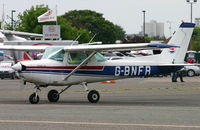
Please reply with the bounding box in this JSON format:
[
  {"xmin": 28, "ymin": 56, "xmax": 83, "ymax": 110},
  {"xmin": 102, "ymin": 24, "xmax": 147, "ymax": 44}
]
[{"xmin": 63, "ymin": 51, "xmax": 96, "ymax": 80}]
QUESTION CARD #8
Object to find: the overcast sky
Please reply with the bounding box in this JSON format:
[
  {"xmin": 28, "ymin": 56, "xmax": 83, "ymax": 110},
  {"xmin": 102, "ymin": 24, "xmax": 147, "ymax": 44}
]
[{"xmin": 1, "ymin": 0, "xmax": 200, "ymax": 38}]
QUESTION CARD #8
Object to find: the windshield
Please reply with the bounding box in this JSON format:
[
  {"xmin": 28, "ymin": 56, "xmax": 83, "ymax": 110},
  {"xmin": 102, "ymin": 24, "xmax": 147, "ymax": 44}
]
[{"xmin": 42, "ymin": 47, "xmax": 65, "ymax": 61}]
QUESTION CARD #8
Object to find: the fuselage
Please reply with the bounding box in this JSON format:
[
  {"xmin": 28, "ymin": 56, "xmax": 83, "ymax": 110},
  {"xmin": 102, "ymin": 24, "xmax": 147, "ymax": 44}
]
[{"xmin": 18, "ymin": 57, "xmax": 182, "ymax": 86}]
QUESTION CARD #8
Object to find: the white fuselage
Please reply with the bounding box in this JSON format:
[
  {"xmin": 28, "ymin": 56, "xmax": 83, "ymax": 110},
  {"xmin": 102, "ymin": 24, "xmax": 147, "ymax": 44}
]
[{"xmin": 19, "ymin": 55, "xmax": 180, "ymax": 86}]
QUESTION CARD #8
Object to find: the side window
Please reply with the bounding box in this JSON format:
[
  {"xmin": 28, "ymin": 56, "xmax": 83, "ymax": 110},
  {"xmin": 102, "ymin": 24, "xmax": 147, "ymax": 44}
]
[
  {"xmin": 68, "ymin": 52, "xmax": 87, "ymax": 64},
  {"xmin": 94, "ymin": 53, "xmax": 106, "ymax": 62}
]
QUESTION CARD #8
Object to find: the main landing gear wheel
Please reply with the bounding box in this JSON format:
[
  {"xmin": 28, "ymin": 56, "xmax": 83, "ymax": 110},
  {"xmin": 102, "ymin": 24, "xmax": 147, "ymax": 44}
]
[
  {"xmin": 29, "ymin": 93, "xmax": 39, "ymax": 104},
  {"xmin": 87, "ymin": 90, "xmax": 100, "ymax": 103},
  {"xmin": 48, "ymin": 89, "xmax": 60, "ymax": 102}
]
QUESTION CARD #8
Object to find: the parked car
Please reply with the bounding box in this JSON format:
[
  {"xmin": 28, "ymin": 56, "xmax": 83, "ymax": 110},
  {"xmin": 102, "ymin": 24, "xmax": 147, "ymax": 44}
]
[
  {"xmin": 102, "ymin": 51, "xmax": 135, "ymax": 60},
  {"xmin": 107, "ymin": 57, "xmax": 124, "ymax": 60},
  {"xmin": 184, "ymin": 65, "xmax": 200, "ymax": 77},
  {"xmin": 0, "ymin": 61, "xmax": 16, "ymax": 79},
  {"xmin": 101, "ymin": 52, "xmax": 124, "ymax": 60}
]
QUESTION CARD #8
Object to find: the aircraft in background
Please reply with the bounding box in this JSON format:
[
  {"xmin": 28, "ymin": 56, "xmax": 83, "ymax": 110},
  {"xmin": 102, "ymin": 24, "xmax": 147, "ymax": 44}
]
[
  {"xmin": 0, "ymin": 30, "xmax": 42, "ymax": 42},
  {"xmin": 0, "ymin": 22, "xmax": 195, "ymax": 104},
  {"xmin": 0, "ymin": 23, "xmax": 43, "ymax": 77},
  {"xmin": 0, "ymin": 29, "xmax": 43, "ymax": 61}
]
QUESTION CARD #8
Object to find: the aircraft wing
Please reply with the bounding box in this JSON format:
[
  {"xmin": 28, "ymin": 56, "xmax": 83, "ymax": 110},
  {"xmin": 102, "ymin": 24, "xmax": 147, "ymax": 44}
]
[
  {"xmin": 0, "ymin": 45, "xmax": 47, "ymax": 51},
  {"xmin": 0, "ymin": 30, "xmax": 43, "ymax": 38},
  {"xmin": 0, "ymin": 43, "xmax": 178, "ymax": 52},
  {"xmin": 64, "ymin": 43, "xmax": 179, "ymax": 52}
]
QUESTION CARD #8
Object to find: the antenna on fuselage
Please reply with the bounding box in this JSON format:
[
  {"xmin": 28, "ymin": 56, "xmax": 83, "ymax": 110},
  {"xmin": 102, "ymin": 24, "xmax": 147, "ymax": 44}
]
[
  {"xmin": 71, "ymin": 34, "xmax": 82, "ymax": 46},
  {"xmin": 88, "ymin": 33, "xmax": 96, "ymax": 43}
]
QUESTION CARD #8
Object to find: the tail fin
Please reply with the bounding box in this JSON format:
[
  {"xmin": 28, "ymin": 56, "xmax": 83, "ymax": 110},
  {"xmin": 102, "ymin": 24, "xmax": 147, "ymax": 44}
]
[{"xmin": 160, "ymin": 22, "xmax": 195, "ymax": 64}]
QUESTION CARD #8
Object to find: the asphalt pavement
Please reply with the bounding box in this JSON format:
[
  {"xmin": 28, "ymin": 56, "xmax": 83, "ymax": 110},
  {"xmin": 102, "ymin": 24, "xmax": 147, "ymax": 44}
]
[{"xmin": 0, "ymin": 77, "xmax": 199, "ymax": 130}]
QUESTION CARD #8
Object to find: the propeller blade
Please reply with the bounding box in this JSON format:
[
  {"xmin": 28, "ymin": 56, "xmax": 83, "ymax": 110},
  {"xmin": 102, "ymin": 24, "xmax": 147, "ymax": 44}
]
[{"xmin": 11, "ymin": 50, "xmax": 18, "ymax": 64}]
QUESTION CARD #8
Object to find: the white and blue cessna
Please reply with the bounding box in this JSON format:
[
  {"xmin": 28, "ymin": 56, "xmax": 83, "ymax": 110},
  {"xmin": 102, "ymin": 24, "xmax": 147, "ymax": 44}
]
[{"xmin": 0, "ymin": 22, "xmax": 195, "ymax": 104}]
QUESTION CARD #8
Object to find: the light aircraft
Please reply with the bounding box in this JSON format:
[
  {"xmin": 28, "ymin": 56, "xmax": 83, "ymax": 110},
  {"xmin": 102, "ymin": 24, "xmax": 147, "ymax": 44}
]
[{"xmin": 0, "ymin": 22, "xmax": 195, "ymax": 104}]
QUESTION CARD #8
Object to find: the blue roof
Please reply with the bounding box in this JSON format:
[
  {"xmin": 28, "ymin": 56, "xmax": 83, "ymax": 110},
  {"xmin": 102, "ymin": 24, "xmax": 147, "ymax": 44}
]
[{"xmin": 179, "ymin": 22, "xmax": 195, "ymax": 28}]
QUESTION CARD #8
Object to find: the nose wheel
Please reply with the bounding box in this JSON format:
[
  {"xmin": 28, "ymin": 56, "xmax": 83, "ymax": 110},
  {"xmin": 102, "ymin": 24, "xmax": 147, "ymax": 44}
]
[
  {"xmin": 29, "ymin": 93, "xmax": 39, "ymax": 104},
  {"xmin": 29, "ymin": 86, "xmax": 41, "ymax": 104}
]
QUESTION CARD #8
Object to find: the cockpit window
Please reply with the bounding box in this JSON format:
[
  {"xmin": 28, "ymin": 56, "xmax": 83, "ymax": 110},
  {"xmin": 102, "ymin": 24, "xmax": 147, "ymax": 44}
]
[{"xmin": 42, "ymin": 47, "xmax": 65, "ymax": 61}]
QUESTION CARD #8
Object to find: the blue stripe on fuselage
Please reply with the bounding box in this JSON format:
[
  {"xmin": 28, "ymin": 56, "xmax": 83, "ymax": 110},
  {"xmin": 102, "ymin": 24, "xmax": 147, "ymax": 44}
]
[{"xmin": 23, "ymin": 66, "xmax": 183, "ymax": 77}]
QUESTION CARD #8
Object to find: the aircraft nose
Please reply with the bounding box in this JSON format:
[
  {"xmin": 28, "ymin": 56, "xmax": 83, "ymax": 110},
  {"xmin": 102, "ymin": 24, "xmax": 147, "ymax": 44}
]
[
  {"xmin": 12, "ymin": 62, "xmax": 26, "ymax": 71},
  {"xmin": 12, "ymin": 63, "xmax": 22, "ymax": 71}
]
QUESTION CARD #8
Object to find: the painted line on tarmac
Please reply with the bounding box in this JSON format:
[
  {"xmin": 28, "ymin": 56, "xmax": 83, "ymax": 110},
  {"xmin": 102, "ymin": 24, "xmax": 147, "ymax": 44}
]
[{"xmin": 0, "ymin": 120, "xmax": 199, "ymax": 128}]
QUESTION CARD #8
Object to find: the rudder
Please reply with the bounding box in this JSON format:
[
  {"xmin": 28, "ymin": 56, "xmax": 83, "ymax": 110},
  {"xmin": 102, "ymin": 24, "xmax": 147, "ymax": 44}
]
[{"xmin": 160, "ymin": 22, "xmax": 195, "ymax": 64}]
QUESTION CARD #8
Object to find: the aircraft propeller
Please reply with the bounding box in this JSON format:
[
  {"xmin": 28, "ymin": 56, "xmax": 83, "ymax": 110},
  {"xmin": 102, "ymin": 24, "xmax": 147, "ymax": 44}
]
[{"xmin": 10, "ymin": 51, "xmax": 27, "ymax": 89}]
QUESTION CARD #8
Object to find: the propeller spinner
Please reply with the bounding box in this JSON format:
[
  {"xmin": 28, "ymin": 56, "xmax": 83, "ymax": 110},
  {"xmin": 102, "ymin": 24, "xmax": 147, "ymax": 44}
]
[{"xmin": 12, "ymin": 62, "xmax": 26, "ymax": 71}]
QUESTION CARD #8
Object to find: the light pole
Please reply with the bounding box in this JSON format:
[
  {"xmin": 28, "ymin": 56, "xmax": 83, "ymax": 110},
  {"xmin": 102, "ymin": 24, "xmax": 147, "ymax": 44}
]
[
  {"xmin": 11, "ymin": 10, "xmax": 16, "ymax": 30},
  {"xmin": 142, "ymin": 10, "xmax": 146, "ymax": 42},
  {"xmin": 186, "ymin": 0, "xmax": 197, "ymax": 23}
]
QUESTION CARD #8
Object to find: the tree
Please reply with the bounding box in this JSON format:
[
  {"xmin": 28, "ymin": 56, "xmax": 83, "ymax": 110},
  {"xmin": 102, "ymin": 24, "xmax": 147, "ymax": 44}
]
[
  {"xmin": 115, "ymin": 25, "xmax": 126, "ymax": 40},
  {"xmin": 191, "ymin": 27, "xmax": 200, "ymax": 51},
  {"xmin": 16, "ymin": 4, "xmax": 49, "ymax": 33},
  {"xmin": 62, "ymin": 10, "xmax": 126, "ymax": 43},
  {"xmin": 58, "ymin": 16, "xmax": 91, "ymax": 43},
  {"xmin": 122, "ymin": 35, "xmax": 151, "ymax": 43},
  {"xmin": 12, "ymin": 5, "xmax": 91, "ymax": 43},
  {"xmin": 151, "ymin": 36, "xmax": 166, "ymax": 41}
]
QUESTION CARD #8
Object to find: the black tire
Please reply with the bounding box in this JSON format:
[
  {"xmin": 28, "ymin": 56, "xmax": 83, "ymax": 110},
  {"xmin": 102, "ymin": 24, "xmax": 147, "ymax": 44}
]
[
  {"xmin": 187, "ymin": 70, "xmax": 195, "ymax": 77},
  {"xmin": 48, "ymin": 89, "xmax": 60, "ymax": 102},
  {"xmin": 87, "ymin": 90, "xmax": 100, "ymax": 103},
  {"xmin": 29, "ymin": 93, "xmax": 39, "ymax": 104}
]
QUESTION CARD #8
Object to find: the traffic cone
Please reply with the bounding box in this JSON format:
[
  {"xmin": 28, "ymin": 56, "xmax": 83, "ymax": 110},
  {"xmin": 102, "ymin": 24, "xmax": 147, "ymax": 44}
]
[{"xmin": 101, "ymin": 80, "xmax": 116, "ymax": 84}]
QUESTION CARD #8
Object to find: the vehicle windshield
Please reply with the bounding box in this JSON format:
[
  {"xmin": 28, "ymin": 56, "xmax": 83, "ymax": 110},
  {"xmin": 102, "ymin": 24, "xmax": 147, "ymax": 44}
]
[{"xmin": 42, "ymin": 47, "xmax": 65, "ymax": 61}]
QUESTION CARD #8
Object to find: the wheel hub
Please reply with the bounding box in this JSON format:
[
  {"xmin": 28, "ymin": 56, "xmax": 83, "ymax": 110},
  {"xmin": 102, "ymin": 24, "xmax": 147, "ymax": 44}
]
[
  {"xmin": 92, "ymin": 94, "xmax": 98, "ymax": 100},
  {"xmin": 52, "ymin": 93, "xmax": 58, "ymax": 99}
]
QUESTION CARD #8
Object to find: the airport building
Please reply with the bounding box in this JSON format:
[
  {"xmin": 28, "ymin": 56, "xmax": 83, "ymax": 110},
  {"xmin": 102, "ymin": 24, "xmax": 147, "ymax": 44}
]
[
  {"xmin": 141, "ymin": 20, "xmax": 165, "ymax": 37},
  {"xmin": 195, "ymin": 18, "xmax": 200, "ymax": 27}
]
